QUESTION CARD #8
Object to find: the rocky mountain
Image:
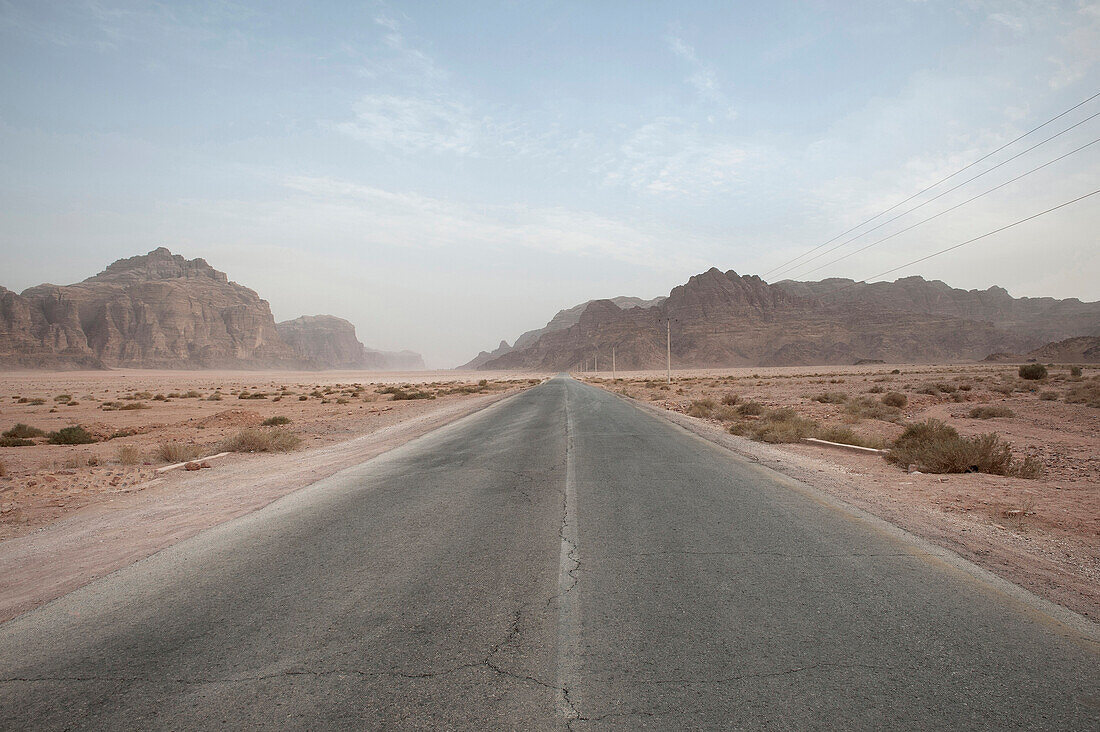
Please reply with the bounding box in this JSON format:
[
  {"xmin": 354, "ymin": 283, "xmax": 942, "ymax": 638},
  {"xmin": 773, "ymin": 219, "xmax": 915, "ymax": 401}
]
[
  {"xmin": 459, "ymin": 295, "xmax": 665, "ymax": 369},
  {"xmin": 277, "ymin": 315, "xmax": 426, "ymax": 370},
  {"xmin": 985, "ymin": 336, "xmax": 1100, "ymax": 364},
  {"xmin": 479, "ymin": 268, "xmax": 1100, "ymax": 371},
  {"xmin": 0, "ymin": 248, "xmax": 424, "ymax": 370}
]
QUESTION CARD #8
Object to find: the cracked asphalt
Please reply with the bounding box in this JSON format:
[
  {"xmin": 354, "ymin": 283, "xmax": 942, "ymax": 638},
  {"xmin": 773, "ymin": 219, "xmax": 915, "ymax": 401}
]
[{"xmin": 1, "ymin": 375, "xmax": 1097, "ymax": 730}]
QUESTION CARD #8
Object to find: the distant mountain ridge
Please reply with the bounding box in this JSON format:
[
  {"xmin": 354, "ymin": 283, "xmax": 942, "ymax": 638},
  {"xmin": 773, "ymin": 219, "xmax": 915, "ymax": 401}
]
[
  {"xmin": 476, "ymin": 268, "xmax": 1100, "ymax": 370},
  {"xmin": 277, "ymin": 315, "xmax": 425, "ymax": 370},
  {"xmin": 459, "ymin": 295, "xmax": 665, "ymax": 369},
  {"xmin": 0, "ymin": 248, "xmax": 424, "ymax": 371}
]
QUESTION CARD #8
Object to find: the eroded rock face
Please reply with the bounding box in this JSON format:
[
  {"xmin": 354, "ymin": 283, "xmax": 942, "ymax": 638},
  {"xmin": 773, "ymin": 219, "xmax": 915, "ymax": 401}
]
[
  {"xmin": 6, "ymin": 248, "xmax": 300, "ymax": 369},
  {"xmin": 276, "ymin": 314, "xmax": 425, "ymax": 370},
  {"xmin": 482, "ymin": 269, "xmax": 1100, "ymax": 370}
]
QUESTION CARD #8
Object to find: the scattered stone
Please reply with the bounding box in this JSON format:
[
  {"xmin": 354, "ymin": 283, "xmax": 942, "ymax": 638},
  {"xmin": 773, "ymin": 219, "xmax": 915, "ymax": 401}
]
[
  {"xmin": 199, "ymin": 462, "xmax": 212, "ymax": 469},
  {"xmin": 184, "ymin": 461, "xmax": 201, "ymax": 471}
]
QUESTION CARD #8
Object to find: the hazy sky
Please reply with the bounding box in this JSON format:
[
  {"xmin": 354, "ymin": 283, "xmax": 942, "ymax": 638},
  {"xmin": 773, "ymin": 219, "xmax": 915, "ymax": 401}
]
[{"xmin": 1, "ymin": 1, "xmax": 1098, "ymax": 367}]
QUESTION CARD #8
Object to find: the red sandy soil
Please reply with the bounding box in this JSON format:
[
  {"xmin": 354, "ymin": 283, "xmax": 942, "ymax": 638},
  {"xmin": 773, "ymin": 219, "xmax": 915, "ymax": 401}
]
[
  {"xmin": 0, "ymin": 369, "xmax": 541, "ymax": 541},
  {"xmin": 582, "ymin": 363, "xmax": 1099, "ymax": 621}
]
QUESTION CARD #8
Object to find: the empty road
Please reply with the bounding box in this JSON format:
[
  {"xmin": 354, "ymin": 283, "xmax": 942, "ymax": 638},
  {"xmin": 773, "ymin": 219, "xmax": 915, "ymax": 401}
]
[{"xmin": 1, "ymin": 376, "xmax": 1097, "ymax": 729}]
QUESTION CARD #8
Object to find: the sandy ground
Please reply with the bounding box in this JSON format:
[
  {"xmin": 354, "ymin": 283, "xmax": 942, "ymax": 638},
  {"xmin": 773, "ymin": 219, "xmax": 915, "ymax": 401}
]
[
  {"xmin": 0, "ymin": 369, "xmax": 541, "ymax": 540},
  {"xmin": 0, "ymin": 369, "xmax": 545, "ymax": 621},
  {"xmin": 581, "ymin": 363, "xmax": 1100, "ymax": 620}
]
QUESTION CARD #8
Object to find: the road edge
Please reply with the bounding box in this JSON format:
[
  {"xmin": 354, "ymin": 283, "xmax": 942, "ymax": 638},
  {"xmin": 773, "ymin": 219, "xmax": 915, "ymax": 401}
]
[{"xmin": 596, "ymin": 384, "xmax": 1100, "ymax": 646}]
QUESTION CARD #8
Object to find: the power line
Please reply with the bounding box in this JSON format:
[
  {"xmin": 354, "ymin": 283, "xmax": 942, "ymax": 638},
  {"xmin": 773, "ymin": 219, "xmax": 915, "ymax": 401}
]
[
  {"xmin": 794, "ymin": 136, "xmax": 1100, "ymax": 278},
  {"xmin": 820, "ymin": 188, "xmax": 1100, "ymax": 299},
  {"xmin": 773, "ymin": 108, "xmax": 1100, "ymax": 281},
  {"xmin": 761, "ymin": 90, "xmax": 1100, "ymax": 278}
]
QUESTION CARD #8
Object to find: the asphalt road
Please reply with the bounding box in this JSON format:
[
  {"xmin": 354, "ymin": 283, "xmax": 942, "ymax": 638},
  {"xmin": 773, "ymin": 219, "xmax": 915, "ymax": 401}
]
[{"xmin": 1, "ymin": 376, "xmax": 1097, "ymax": 730}]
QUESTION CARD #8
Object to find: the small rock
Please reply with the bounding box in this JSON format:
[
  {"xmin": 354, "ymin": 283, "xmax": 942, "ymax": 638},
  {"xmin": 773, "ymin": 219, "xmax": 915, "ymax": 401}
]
[
  {"xmin": 184, "ymin": 461, "xmax": 201, "ymax": 471},
  {"xmin": 1002, "ymin": 509, "xmax": 1023, "ymax": 518},
  {"xmin": 199, "ymin": 462, "xmax": 212, "ymax": 469}
]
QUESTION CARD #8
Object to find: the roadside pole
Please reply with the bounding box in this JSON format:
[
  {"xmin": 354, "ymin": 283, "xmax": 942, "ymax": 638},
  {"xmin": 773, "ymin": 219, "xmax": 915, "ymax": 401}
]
[
  {"xmin": 666, "ymin": 320, "xmax": 671, "ymax": 384},
  {"xmin": 612, "ymin": 347, "xmax": 616, "ymax": 380}
]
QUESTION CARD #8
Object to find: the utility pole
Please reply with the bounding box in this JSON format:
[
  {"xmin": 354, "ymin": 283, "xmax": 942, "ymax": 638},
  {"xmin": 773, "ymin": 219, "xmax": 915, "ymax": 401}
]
[
  {"xmin": 612, "ymin": 346, "xmax": 616, "ymax": 380},
  {"xmin": 666, "ymin": 319, "xmax": 672, "ymax": 384}
]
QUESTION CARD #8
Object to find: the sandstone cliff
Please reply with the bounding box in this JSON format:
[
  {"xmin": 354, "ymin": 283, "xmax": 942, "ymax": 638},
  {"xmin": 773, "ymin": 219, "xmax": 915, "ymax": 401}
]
[
  {"xmin": 1, "ymin": 248, "xmax": 424, "ymax": 370},
  {"xmin": 481, "ymin": 268, "xmax": 1100, "ymax": 371},
  {"xmin": 277, "ymin": 315, "xmax": 426, "ymax": 370}
]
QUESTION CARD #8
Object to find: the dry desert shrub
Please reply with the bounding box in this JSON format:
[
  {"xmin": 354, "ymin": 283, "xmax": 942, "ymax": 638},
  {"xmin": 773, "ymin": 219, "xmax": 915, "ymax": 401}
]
[
  {"xmin": 0, "ymin": 436, "xmax": 34, "ymax": 447},
  {"xmin": 1039, "ymin": 391, "xmax": 1059, "ymax": 401},
  {"xmin": 968, "ymin": 405, "xmax": 1015, "ymax": 419},
  {"xmin": 3, "ymin": 423, "xmax": 45, "ymax": 439},
  {"xmin": 886, "ymin": 419, "xmax": 1039, "ymax": 478},
  {"xmin": 712, "ymin": 405, "xmax": 740, "ymax": 421},
  {"xmin": 811, "ymin": 392, "xmax": 848, "ymax": 404},
  {"xmin": 261, "ymin": 416, "xmax": 291, "ymax": 426},
  {"xmin": 1069, "ymin": 366, "xmax": 1082, "ymax": 377},
  {"xmin": 737, "ymin": 401, "xmax": 764, "ymax": 416},
  {"xmin": 815, "ymin": 425, "xmax": 887, "ymax": 449},
  {"xmin": 221, "ymin": 428, "xmax": 301, "ymax": 453},
  {"xmin": 728, "ymin": 408, "xmax": 818, "ymax": 443},
  {"xmin": 1065, "ymin": 380, "xmax": 1100, "ymax": 408},
  {"xmin": 156, "ymin": 442, "xmax": 203, "ymax": 463},
  {"xmin": 0, "ymin": 459, "xmax": 5, "ymax": 477},
  {"xmin": 115, "ymin": 444, "xmax": 142, "ymax": 465},
  {"xmin": 687, "ymin": 398, "xmax": 716, "ymax": 418},
  {"xmin": 47, "ymin": 426, "xmax": 97, "ymax": 445},
  {"xmin": 844, "ymin": 397, "xmax": 902, "ymax": 422},
  {"xmin": 720, "ymin": 392, "xmax": 739, "ymax": 406},
  {"xmin": 1018, "ymin": 364, "xmax": 1048, "ymax": 380},
  {"xmin": 880, "ymin": 391, "xmax": 907, "ymax": 408}
]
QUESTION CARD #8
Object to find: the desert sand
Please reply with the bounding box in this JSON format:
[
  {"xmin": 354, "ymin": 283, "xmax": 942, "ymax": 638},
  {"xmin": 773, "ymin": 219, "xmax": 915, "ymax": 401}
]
[{"xmin": 0, "ymin": 369, "xmax": 542, "ymax": 540}]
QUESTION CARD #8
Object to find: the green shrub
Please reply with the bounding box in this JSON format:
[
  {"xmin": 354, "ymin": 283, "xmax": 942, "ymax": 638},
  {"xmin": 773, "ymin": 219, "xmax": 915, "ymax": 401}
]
[
  {"xmin": 262, "ymin": 416, "xmax": 291, "ymax": 426},
  {"xmin": 0, "ymin": 436, "xmax": 35, "ymax": 447},
  {"xmin": 3, "ymin": 423, "xmax": 45, "ymax": 439},
  {"xmin": 1018, "ymin": 364, "xmax": 1047, "ymax": 380},
  {"xmin": 1069, "ymin": 366, "xmax": 1082, "ymax": 378},
  {"xmin": 886, "ymin": 419, "xmax": 1039, "ymax": 478},
  {"xmin": 47, "ymin": 426, "xmax": 97, "ymax": 445},
  {"xmin": 881, "ymin": 392, "xmax": 907, "ymax": 408},
  {"xmin": 969, "ymin": 405, "xmax": 1014, "ymax": 419}
]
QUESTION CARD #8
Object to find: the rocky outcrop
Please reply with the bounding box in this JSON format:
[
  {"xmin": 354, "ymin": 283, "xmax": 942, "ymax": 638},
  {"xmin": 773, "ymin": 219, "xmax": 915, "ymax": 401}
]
[
  {"xmin": 459, "ymin": 295, "xmax": 664, "ymax": 369},
  {"xmin": 481, "ymin": 268, "xmax": 1100, "ymax": 371},
  {"xmin": 1026, "ymin": 336, "xmax": 1100, "ymax": 363},
  {"xmin": 1, "ymin": 247, "xmax": 423, "ymax": 371},
  {"xmin": 277, "ymin": 315, "xmax": 425, "ymax": 370}
]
